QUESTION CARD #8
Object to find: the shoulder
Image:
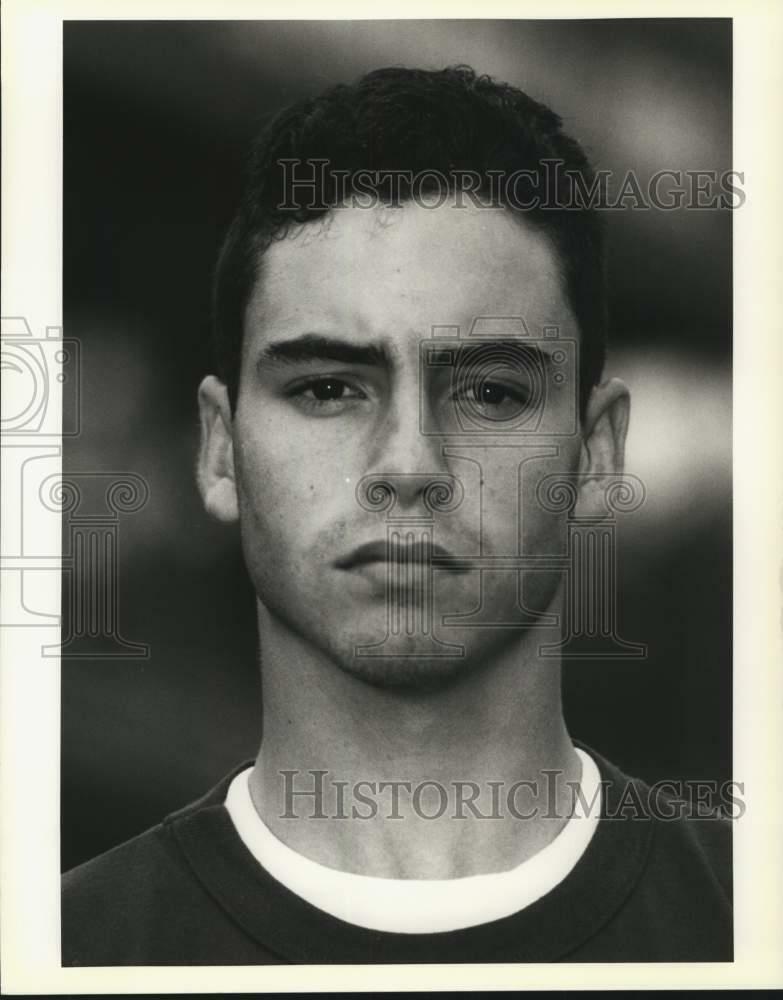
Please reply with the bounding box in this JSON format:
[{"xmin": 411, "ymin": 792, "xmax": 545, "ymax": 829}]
[
  {"xmin": 590, "ymin": 745, "xmax": 732, "ymax": 893},
  {"xmin": 62, "ymin": 765, "xmax": 252, "ymax": 966},
  {"xmin": 642, "ymin": 780, "xmax": 733, "ymax": 905},
  {"xmin": 62, "ymin": 820, "xmax": 188, "ymax": 965},
  {"xmin": 572, "ymin": 743, "xmax": 733, "ymax": 961},
  {"xmin": 62, "ymin": 815, "xmax": 185, "ymax": 905}
]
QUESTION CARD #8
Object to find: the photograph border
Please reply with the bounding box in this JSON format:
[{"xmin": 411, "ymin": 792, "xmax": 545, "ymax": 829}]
[{"xmin": 2, "ymin": 0, "xmax": 782, "ymax": 992}]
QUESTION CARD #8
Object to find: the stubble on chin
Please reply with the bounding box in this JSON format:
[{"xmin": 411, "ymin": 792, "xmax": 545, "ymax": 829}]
[{"xmin": 336, "ymin": 650, "xmax": 471, "ymax": 693}]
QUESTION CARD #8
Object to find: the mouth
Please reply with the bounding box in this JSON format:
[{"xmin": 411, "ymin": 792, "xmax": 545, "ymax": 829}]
[{"xmin": 335, "ymin": 539, "xmax": 468, "ymax": 572}]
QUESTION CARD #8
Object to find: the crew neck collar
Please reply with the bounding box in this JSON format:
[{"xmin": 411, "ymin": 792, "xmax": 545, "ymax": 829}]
[{"xmin": 167, "ymin": 741, "xmax": 655, "ymax": 963}]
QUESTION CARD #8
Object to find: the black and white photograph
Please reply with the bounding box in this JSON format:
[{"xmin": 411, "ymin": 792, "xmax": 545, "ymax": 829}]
[{"xmin": 1, "ymin": 2, "xmax": 782, "ymax": 992}]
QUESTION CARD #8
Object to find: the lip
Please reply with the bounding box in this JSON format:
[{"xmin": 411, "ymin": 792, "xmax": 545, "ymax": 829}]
[{"xmin": 336, "ymin": 540, "xmax": 466, "ymax": 572}]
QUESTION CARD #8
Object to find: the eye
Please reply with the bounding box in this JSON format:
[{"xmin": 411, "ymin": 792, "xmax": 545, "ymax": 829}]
[
  {"xmin": 442, "ymin": 373, "xmax": 535, "ymax": 428},
  {"xmin": 309, "ymin": 379, "xmax": 352, "ymax": 401},
  {"xmin": 285, "ymin": 376, "xmax": 368, "ymax": 414},
  {"xmin": 473, "ymin": 381, "xmax": 513, "ymax": 406},
  {"xmin": 452, "ymin": 378, "xmax": 529, "ymax": 408}
]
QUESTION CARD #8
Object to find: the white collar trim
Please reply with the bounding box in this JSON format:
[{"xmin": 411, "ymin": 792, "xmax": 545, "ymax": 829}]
[{"xmin": 224, "ymin": 748, "xmax": 601, "ymax": 934}]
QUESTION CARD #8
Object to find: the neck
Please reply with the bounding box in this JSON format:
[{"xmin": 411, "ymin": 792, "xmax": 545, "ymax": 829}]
[{"xmin": 248, "ymin": 600, "xmax": 579, "ymax": 879}]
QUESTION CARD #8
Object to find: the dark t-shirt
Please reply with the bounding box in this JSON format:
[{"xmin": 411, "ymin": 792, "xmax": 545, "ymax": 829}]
[{"xmin": 62, "ymin": 744, "xmax": 733, "ymax": 965}]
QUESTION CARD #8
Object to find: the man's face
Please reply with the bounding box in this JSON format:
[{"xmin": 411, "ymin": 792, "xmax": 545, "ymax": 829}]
[{"xmin": 208, "ymin": 202, "xmax": 590, "ymax": 688}]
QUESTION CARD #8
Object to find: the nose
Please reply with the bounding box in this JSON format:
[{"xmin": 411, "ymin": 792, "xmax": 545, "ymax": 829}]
[{"xmin": 362, "ymin": 384, "xmax": 453, "ymax": 513}]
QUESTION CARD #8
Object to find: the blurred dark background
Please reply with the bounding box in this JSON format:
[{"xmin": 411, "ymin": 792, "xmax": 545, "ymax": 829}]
[{"xmin": 62, "ymin": 19, "xmax": 732, "ymax": 871}]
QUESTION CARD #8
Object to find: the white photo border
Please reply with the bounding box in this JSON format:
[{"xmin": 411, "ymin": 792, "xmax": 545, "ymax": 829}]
[{"xmin": 1, "ymin": 0, "xmax": 782, "ymax": 992}]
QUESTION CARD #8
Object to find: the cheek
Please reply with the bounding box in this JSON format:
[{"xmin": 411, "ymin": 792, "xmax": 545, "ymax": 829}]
[
  {"xmin": 233, "ymin": 426, "xmax": 363, "ymax": 546},
  {"xmin": 507, "ymin": 447, "xmax": 579, "ymax": 554},
  {"xmin": 520, "ymin": 444, "xmax": 582, "ymax": 552}
]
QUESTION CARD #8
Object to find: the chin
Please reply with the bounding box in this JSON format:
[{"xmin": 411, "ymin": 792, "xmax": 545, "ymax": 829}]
[
  {"xmin": 337, "ymin": 651, "xmax": 475, "ymax": 693},
  {"xmin": 331, "ymin": 621, "xmax": 520, "ymax": 694}
]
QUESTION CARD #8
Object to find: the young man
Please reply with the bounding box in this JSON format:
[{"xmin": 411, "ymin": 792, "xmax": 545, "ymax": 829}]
[{"xmin": 62, "ymin": 66, "xmax": 732, "ymax": 965}]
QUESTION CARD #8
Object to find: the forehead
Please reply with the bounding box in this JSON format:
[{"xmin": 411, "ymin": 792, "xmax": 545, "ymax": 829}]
[{"xmin": 243, "ymin": 203, "xmax": 577, "ymax": 350}]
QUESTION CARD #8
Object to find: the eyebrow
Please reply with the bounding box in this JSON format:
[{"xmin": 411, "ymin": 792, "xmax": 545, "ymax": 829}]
[
  {"xmin": 257, "ymin": 334, "xmax": 390, "ymax": 369},
  {"xmin": 257, "ymin": 334, "xmax": 558, "ymax": 374}
]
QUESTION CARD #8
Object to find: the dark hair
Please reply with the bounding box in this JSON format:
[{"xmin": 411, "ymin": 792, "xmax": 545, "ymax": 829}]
[{"xmin": 213, "ymin": 65, "xmax": 607, "ymax": 418}]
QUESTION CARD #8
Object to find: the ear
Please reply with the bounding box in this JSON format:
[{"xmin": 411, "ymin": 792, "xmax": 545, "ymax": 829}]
[
  {"xmin": 574, "ymin": 377, "xmax": 631, "ymax": 518},
  {"xmin": 197, "ymin": 375, "xmax": 239, "ymax": 523}
]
